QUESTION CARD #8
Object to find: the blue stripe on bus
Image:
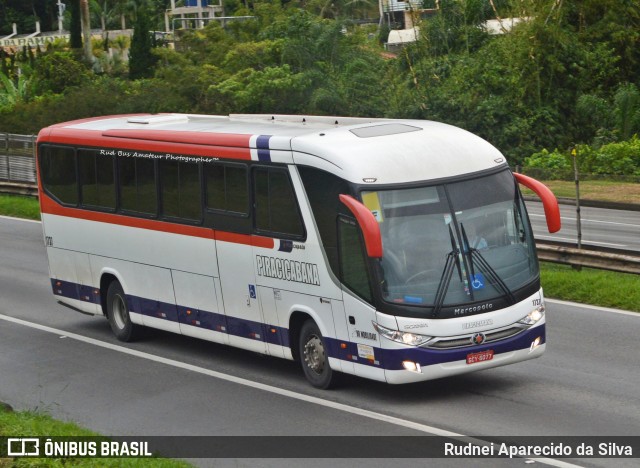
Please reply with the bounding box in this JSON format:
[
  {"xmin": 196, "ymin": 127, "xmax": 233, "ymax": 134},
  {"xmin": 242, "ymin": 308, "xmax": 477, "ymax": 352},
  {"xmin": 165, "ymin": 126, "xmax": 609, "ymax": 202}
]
[
  {"xmin": 51, "ymin": 277, "xmax": 288, "ymax": 346},
  {"xmin": 278, "ymin": 239, "xmax": 293, "ymax": 252},
  {"xmin": 176, "ymin": 304, "xmax": 227, "ymax": 332},
  {"xmin": 324, "ymin": 326, "xmax": 544, "ymax": 371},
  {"xmin": 51, "ymin": 279, "xmax": 101, "ymax": 304},
  {"xmin": 382, "ymin": 326, "xmax": 544, "ymax": 371},
  {"xmin": 52, "ymin": 277, "xmax": 541, "ymax": 371},
  {"xmin": 128, "ymin": 294, "xmax": 289, "ymax": 346},
  {"xmin": 256, "ymin": 135, "xmax": 272, "ymax": 162},
  {"xmin": 128, "ymin": 295, "xmax": 179, "ymax": 322}
]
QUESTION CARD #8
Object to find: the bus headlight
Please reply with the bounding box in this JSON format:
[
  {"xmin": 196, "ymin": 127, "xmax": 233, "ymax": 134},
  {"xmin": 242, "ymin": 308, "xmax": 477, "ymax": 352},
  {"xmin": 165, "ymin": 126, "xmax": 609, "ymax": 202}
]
[
  {"xmin": 372, "ymin": 321, "xmax": 431, "ymax": 346},
  {"xmin": 518, "ymin": 304, "xmax": 545, "ymax": 326}
]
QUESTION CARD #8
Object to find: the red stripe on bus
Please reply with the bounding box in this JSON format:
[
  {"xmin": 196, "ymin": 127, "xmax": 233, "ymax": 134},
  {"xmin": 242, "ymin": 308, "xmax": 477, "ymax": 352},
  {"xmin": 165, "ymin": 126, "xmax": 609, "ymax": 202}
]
[
  {"xmin": 39, "ymin": 129, "xmax": 253, "ymax": 160},
  {"xmin": 40, "ymin": 193, "xmax": 275, "ymax": 249},
  {"xmin": 102, "ymin": 129, "xmax": 252, "ymax": 148},
  {"xmin": 216, "ymin": 231, "xmax": 274, "ymax": 249}
]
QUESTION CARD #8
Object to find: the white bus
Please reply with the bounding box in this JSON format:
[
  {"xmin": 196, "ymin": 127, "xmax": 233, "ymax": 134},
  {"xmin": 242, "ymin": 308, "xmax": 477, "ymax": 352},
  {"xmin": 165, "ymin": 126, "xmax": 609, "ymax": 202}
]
[{"xmin": 37, "ymin": 114, "xmax": 561, "ymax": 388}]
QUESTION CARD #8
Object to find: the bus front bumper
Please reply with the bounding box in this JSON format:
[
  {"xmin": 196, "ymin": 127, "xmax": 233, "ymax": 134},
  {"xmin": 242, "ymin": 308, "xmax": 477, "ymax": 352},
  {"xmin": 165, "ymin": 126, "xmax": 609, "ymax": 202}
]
[{"xmin": 382, "ymin": 323, "xmax": 545, "ymax": 384}]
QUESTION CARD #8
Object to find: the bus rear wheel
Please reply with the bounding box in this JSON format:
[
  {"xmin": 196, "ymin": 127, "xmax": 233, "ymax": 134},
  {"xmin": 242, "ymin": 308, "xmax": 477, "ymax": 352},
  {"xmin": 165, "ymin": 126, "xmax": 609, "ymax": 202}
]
[
  {"xmin": 299, "ymin": 320, "xmax": 339, "ymax": 389},
  {"xmin": 106, "ymin": 281, "xmax": 140, "ymax": 342}
]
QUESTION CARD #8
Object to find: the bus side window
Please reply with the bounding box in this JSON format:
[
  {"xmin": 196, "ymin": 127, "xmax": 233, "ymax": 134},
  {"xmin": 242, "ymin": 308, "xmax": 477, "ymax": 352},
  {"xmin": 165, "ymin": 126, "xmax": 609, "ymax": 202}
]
[
  {"xmin": 205, "ymin": 163, "xmax": 248, "ymax": 215},
  {"xmin": 79, "ymin": 149, "xmax": 116, "ymax": 210},
  {"xmin": 298, "ymin": 167, "xmax": 351, "ymax": 279},
  {"xmin": 338, "ymin": 217, "xmax": 373, "ymax": 303},
  {"xmin": 160, "ymin": 160, "xmax": 202, "ymax": 222},
  {"xmin": 40, "ymin": 145, "xmax": 78, "ymax": 206},
  {"xmin": 253, "ymin": 167, "xmax": 305, "ymax": 239},
  {"xmin": 119, "ymin": 157, "xmax": 157, "ymax": 216}
]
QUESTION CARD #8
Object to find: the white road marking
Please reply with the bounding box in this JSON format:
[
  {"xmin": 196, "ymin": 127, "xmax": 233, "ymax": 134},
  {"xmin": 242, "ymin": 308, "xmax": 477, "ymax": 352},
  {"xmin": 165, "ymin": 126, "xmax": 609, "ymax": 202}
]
[
  {"xmin": 546, "ymin": 299, "xmax": 639, "ymax": 317},
  {"xmin": 0, "ymin": 312, "xmax": 582, "ymax": 467},
  {"xmin": 0, "ymin": 214, "xmax": 41, "ymax": 224},
  {"xmin": 529, "ymin": 213, "xmax": 640, "ymax": 228}
]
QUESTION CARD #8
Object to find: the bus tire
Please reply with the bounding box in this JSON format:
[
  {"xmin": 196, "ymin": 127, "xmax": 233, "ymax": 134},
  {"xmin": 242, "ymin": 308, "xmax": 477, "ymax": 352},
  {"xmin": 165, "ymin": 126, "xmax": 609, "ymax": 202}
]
[
  {"xmin": 299, "ymin": 320, "xmax": 339, "ymax": 389},
  {"xmin": 106, "ymin": 281, "xmax": 140, "ymax": 342}
]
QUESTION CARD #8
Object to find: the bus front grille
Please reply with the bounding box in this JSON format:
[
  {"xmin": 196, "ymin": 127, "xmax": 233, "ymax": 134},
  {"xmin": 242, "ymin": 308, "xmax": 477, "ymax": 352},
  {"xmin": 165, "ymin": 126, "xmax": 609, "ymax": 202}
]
[{"xmin": 423, "ymin": 325, "xmax": 527, "ymax": 350}]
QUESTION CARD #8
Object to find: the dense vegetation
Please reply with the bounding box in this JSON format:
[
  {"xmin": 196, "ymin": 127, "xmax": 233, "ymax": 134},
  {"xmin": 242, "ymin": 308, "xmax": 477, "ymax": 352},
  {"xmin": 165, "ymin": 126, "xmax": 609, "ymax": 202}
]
[{"xmin": 1, "ymin": 0, "xmax": 640, "ymax": 168}]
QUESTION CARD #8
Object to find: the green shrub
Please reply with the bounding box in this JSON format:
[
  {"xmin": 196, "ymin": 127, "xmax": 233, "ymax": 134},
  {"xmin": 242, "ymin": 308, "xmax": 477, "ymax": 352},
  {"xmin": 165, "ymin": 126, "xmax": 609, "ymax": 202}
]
[
  {"xmin": 32, "ymin": 51, "xmax": 91, "ymax": 94},
  {"xmin": 525, "ymin": 137, "xmax": 640, "ymax": 177},
  {"xmin": 524, "ymin": 148, "xmax": 572, "ymax": 170},
  {"xmin": 579, "ymin": 136, "xmax": 640, "ymax": 175}
]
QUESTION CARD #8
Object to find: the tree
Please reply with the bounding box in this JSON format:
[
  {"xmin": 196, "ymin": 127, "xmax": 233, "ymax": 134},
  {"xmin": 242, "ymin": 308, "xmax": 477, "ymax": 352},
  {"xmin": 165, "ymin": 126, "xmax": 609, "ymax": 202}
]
[
  {"xmin": 93, "ymin": 0, "xmax": 122, "ymax": 31},
  {"xmin": 0, "ymin": 0, "xmax": 58, "ymax": 35},
  {"xmin": 31, "ymin": 51, "xmax": 91, "ymax": 94},
  {"xmin": 0, "ymin": 72, "xmax": 31, "ymax": 110},
  {"xmin": 80, "ymin": 0, "xmax": 95, "ymax": 64},
  {"xmin": 614, "ymin": 83, "xmax": 640, "ymax": 141},
  {"xmin": 129, "ymin": 7, "xmax": 156, "ymax": 79},
  {"xmin": 69, "ymin": 0, "xmax": 83, "ymax": 49}
]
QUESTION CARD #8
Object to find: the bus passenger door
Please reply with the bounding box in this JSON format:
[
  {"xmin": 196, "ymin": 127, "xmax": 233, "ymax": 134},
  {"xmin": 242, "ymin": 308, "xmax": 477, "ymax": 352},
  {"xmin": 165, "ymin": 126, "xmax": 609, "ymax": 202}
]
[
  {"xmin": 344, "ymin": 288, "xmax": 385, "ymax": 381},
  {"xmin": 338, "ymin": 216, "xmax": 386, "ymax": 381},
  {"xmin": 216, "ymin": 238, "xmax": 266, "ymax": 354}
]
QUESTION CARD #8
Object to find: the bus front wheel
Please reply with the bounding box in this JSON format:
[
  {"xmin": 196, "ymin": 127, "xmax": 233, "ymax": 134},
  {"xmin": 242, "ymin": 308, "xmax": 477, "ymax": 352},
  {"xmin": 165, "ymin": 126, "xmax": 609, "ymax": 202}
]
[
  {"xmin": 299, "ymin": 320, "xmax": 339, "ymax": 389},
  {"xmin": 106, "ymin": 281, "xmax": 140, "ymax": 342}
]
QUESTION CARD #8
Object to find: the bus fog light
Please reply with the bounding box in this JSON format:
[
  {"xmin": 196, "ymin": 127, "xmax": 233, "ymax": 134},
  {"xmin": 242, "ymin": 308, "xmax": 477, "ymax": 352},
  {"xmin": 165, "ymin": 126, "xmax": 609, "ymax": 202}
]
[
  {"xmin": 402, "ymin": 361, "xmax": 422, "ymax": 373},
  {"xmin": 530, "ymin": 336, "xmax": 542, "ymax": 352}
]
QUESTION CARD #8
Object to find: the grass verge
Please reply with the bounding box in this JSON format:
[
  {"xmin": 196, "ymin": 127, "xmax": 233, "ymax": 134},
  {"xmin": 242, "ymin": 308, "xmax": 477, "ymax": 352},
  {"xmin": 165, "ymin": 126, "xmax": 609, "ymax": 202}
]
[
  {"xmin": 540, "ymin": 262, "xmax": 640, "ymax": 312},
  {"xmin": 521, "ymin": 180, "xmax": 640, "ymax": 204},
  {"xmin": 0, "ymin": 405, "xmax": 191, "ymax": 467},
  {"xmin": 0, "ymin": 194, "xmax": 40, "ymax": 221}
]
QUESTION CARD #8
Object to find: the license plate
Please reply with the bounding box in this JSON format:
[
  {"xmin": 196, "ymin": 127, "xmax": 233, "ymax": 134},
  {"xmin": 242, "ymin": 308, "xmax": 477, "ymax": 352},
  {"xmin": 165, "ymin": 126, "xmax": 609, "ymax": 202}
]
[{"xmin": 466, "ymin": 349, "xmax": 494, "ymax": 365}]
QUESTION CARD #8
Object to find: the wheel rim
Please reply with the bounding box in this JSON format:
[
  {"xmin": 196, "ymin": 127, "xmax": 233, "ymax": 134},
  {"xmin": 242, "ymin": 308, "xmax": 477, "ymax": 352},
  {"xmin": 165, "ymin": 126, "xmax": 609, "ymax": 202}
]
[
  {"xmin": 112, "ymin": 294, "xmax": 127, "ymax": 330},
  {"xmin": 303, "ymin": 334, "xmax": 325, "ymax": 375}
]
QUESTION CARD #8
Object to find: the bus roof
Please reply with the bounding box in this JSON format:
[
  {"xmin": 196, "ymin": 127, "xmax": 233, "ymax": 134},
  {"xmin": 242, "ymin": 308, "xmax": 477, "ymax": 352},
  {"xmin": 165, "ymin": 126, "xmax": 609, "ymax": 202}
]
[{"xmin": 39, "ymin": 113, "xmax": 507, "ymax": 185}]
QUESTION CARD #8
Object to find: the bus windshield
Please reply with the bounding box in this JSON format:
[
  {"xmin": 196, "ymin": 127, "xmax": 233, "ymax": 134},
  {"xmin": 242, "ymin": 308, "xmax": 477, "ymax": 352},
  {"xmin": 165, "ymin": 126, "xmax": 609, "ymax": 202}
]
[{"xmin": 363, "ymin": 170, "xmax": 538, "ymax": 312}]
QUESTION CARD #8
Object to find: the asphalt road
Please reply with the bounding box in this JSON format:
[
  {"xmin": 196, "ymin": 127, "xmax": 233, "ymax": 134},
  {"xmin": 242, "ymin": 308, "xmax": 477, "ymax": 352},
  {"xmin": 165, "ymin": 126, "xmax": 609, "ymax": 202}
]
[
  {"xmin": 0, "ymin": 216, "xmax": 639, "ymax": 468},
  {"xmin": 526, "ymin": 201, "xmax": 640, "ymax": 252}
]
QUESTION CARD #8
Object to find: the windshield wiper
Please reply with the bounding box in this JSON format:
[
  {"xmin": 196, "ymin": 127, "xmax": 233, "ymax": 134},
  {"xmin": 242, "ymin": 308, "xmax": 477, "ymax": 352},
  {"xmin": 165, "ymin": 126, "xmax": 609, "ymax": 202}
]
[
  {"xmin": 460, "ymin": 223, "xmax": 516, "ymax": 305},
  {"xmin": 432, "ymin": 225, "xmax": 462, "ymax": 317}
]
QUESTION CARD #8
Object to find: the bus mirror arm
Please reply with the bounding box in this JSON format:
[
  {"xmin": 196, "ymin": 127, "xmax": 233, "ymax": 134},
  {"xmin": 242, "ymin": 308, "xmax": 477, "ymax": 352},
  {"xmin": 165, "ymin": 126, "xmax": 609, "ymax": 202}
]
[
  {"xmin": 339, "ymin": 194, "xmax": 383, "ymax": 258},
  {"xmin": 513, "ymin": 173, "xmax": 562, "ymax": 233}
]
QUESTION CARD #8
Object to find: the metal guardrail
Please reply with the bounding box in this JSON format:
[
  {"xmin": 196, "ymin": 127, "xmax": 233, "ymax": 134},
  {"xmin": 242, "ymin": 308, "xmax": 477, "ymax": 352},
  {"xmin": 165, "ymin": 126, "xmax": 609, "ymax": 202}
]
[
  {"xmin": 0, "ymin": 181, "xmax": 38, "ymax": 196},
  {"xmin": 536, "ymin": 241, "xmax": 640, "ymax": 275},
  {"xmin": 1, "ymin": 133, "xmax": 36, "ymax": 184},
  {"xmin": 524, "ymin": 195, "xmax": 640, "ymax": 212},
  {"xmin": 0, "ymin": 133, "xmax": 38, "ymax": 197}
]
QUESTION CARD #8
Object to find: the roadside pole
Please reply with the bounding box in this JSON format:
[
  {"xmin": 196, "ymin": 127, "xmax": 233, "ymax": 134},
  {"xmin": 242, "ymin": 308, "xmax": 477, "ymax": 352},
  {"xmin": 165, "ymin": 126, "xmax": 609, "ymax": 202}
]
[{"xmin": 572, "ymin": 147, "xmax": 582, "ymax": 250}]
